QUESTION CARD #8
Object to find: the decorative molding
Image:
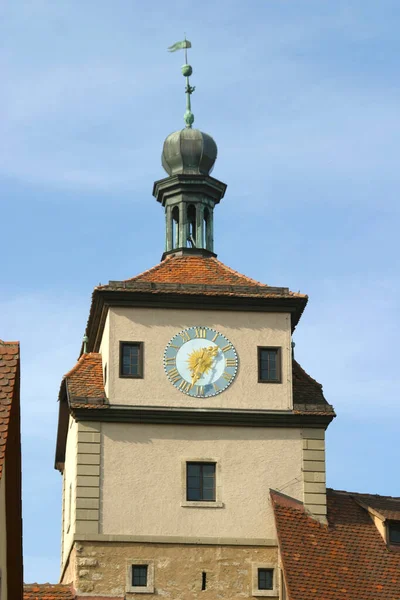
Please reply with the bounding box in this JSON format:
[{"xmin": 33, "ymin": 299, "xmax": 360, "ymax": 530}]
[
  {"xmin": 74, "ymin": 533, "xmax": 278, "ymax": 546},
  {"xmin": 72, "ymin": 405, "xmax": 334, "ymax": 429}
]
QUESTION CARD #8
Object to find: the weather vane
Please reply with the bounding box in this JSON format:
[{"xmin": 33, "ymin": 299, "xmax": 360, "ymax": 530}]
[{"xmin": 168, "ymin": 36, "xmax": 195, "ymax": 128}]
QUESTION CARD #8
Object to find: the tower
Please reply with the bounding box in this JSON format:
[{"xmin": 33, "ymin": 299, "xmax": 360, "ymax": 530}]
[{"xmin": 55, "ymin": 42, "xmax": 335, "ymax": 599}]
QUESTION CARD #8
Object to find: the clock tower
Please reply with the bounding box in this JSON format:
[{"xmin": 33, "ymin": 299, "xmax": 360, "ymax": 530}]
[{"xmin": 55, "ymin": 46, "xmax": 335, "ymax": 599}]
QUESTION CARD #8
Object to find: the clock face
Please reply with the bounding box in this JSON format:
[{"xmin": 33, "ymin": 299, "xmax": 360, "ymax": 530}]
[{"xmin": 164, "ymin": 326, "xmax": 238, "ymax": 398}]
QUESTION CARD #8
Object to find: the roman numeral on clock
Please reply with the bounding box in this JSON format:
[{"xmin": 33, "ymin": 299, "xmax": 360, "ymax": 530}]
[
  {"xmin": 180, "ymin": 330, "xmax": 191, "ymax": 342},
  {"xmin": 222, "ymin": 372, "xmax": 232, "ymax": 382},
  {"xmin": 168, "ymin": 368, "xmax": 181, "ymax": 383},
  {"xmin": 221, "ymin": 344, "xmax": 232, "ymax": 353},
  {"xmin": 178, "ymin": 380, "xmax": 191, "ymax": 393},
  {"xmin": 195, "ymin": 328, "xmax": 207, "ymax": 338},
  {"xmin": 225, "ymin": 359, "xmax": 236, "ymax": 367},
  {"xmin": 165, "ymin": 357, "xmax": 176, "ymax": 366}
]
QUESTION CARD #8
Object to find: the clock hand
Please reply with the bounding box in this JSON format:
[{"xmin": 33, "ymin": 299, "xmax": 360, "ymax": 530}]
[{"xmin": 189, "ymin": 346, "xmax": 219, "ymax": 388}]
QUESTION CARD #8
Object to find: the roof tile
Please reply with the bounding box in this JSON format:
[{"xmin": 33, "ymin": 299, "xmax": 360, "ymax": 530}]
[
  {"xmin": 100, "ymin": 254, "xmax": 306, "ymax": 300},
  {"xmin": 0, "ymin": 339, "xmax": 19, "ymax": 481},
  {"xmin": 23, "ymin": 584, "xmax": 74, "ymax": 599},
  {"xmin": 271, "ymin": 488, "xmax": 400, "ymax": 600},
  {"xmin": 64, "ymin": 353, "xmax": 106, "ymax": 402}
]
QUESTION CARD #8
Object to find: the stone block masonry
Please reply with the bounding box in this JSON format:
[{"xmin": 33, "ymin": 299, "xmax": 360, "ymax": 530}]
[
  {"xmin": 301, "ymin": 428, "xmax": 327, "ymax": 524},
  {"xmin": 76, "ymin": 422, "xmax": 101, "ymax": 534},
  {"xmin": 63, "ymin": 541, "xmax": 280, "ymax": 598}
]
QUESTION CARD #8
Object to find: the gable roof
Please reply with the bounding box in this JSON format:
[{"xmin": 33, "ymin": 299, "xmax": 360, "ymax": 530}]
[
  {"xmin": 271, "ymin": 488, "xmax": 400, "ymax": 600},
  {"xmin": 23, "ymin": 584, "xmax": 74, "ymax": 599},
  {"xmin": 0, "ymin": 339, "xmax": 20, "ymax": 481}
]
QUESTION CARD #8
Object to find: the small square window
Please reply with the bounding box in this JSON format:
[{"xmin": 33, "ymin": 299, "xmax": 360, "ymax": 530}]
[
  {"xmin": 252, "ymin": 564, "xmax": 277, "ymax": 597},
  {"xmin": 126, "ymin": 560, "xmax": 154, "ymax": 594},
  {"xmin": 120, "ymin": 342, "xmax": 144, "ymax": 378},
  {"xmin": 258, "ymin": 347, "xmax": 281, "ymax": 383},
  {"xmin": 258, "ymin": 569, "xmax": 273, "ymax": 590},
  {"xmin": 389, "ymin": 522, "xmax": 400, "ymax": 544},
  {"xmin": 187, "ymin": 462, "xmax": 216, "ymax": 502},
  {"xmin": 132, "ymin": 565, "xmax": 148, "ymax": 587}
]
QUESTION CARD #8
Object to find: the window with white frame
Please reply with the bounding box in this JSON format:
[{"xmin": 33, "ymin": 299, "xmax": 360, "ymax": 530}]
[
  {"xmin": 126, "ymin": 560, "xmax": 154, "ymax": 594},
  {"xmin": 252, "ymin": 564, "xmax": 278, "ymax": 597}
]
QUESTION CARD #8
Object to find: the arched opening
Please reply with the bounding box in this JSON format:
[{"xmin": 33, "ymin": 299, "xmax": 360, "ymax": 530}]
[
  {"xmin": 187, "ymin": 204, "xmax": 196, "ymax": 247},
  {"xmin": 203, "ymin": 207, "xmax": 209, "ymax": 249},
  {"xmin": 172, "ymin": 206, "xmax": 179, "ymax": 248}
]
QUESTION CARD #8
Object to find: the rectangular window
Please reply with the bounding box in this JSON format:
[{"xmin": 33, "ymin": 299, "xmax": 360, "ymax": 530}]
[
  {"xmin": 132, "ymin": 565, "xmax": 148, "ymax": 587},
  {"xmin": 186, "ymin": 462, "xmax": 216, "ymax": 501},
  {"xmin": 258, "ymin": 347, "xmax": 281, "ymax": 383},
  {"xmin": 120, "ymin": 342, "xmax": 143, "ymax": 378},
  {"xmin": 389, "ymin": 522, "xmax": 400, "ymax": 544},
  {"xmin": 258, "ymin": 569, "xmax": 274, "ymax": 590}
]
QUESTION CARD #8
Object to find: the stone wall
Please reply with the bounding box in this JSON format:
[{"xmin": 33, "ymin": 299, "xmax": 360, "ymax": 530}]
[{"xmin": 63, "ymin": 541, "xmax": 280, "ymax": 599}]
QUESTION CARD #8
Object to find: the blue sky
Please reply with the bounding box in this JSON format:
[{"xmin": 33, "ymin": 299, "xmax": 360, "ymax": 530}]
[{"xmin": 1, "ymin": 0, "xmax": 399, "ymax": 583}]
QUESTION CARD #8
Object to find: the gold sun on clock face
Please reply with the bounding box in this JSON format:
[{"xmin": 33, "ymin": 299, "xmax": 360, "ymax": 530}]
[{"xmin": 164, "ymin": 327, "xmax": 238, "ymax": 398}]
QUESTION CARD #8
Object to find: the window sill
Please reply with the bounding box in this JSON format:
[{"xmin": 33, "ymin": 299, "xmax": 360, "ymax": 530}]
[
  {"xmin": 252, "ymin": 591, "xmax": 278, "ymax": 597},
  {"xmin": 126, "ymin": 587, "xmax": 154, "ymax": 595},
  {"xmin": 181, "ymin": 501, "xmax": 224, "ymax": 508}
]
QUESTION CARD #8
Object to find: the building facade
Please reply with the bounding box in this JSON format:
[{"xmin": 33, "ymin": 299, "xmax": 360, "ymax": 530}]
[{"xmin": 54, "ymin": 64, "xmax": 336, "ymax": 598}]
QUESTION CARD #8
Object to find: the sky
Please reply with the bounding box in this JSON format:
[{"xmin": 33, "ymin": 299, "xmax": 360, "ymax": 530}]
[{"xmin": 1, "ymin": 0, "xmax": 399, "ymax": 583}]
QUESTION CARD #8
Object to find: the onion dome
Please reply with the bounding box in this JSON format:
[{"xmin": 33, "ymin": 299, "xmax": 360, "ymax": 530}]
[{"xmin": 161, "ymin": 128, "xmax": 218, "ymax": 176}]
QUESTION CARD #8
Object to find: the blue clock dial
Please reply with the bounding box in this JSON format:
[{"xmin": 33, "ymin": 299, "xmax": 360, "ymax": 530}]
[{"xmin": 164, "ymin": 327, "xmax": 238, "ymax": 398}]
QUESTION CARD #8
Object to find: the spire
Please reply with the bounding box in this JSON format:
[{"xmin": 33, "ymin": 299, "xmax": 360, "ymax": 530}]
[
  {"xmin": 167, "ymin": 37, "xmax": 195, "ymax": 128},
  {"xmin": 153, "ymin": 40, "xmax": 227, "ymax": 260}
]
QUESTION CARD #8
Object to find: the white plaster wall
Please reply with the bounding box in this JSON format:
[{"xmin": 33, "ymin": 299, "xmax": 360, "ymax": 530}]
[
  {"xmin": 0, "ymin": 466, "xmax": 7, "ymax": 600},
  {"xmin": 105, "ymin": 307, "xmax": 292, "ymax": 410},
  {"xmin": 101, "ymin": 423, "xmax": 303, "ymax": 540},
  {"xmin": 99, "ymin": 311, "xmax": 110, "ymax": 399},
  {"xmin": 62, "ymin": 416, "xmax": 78, "ymax": 567}
]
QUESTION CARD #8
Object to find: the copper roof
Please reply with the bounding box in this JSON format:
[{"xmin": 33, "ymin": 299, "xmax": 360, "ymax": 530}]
[
  {"xmin": 23, "ymin": 584, "xmax": 74, "ymax": 599},
  {"xmin": 271, "ymin": 488, "xmax": 400, "ymax": 600},
  {"xmin": 0, "ymin": 339, "xmax": 20, "ymax": 481}
]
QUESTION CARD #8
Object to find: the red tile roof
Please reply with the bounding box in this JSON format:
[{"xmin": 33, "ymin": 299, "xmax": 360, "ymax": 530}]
[
  {"xmin": 0, "ymin": 339, "xmax": 20, "ymax": 481},
  {"xmin": 292, "ymin": 360, "xmax": 334, "ymax": 415},
  {"xmin": 23, "ymin": 584, "xmax": 74, "ymax": 599},
  {"xmin": 352, "ymin": 492, "xmax": 400, "ymax": 522},
  {"xmin": 63, "ymin": 352, "xmax": 106, "ymax": 403},
  {"xmin": 271, "ymin": 488, "xmax": 400, "ymax": 600},
  {"xmin": 100, "ymin": 254, "xmax": 307, "ymax": 299}
]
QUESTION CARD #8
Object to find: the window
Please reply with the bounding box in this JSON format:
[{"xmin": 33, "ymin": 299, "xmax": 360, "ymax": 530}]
[
  {"xmin": 252, "ymin": 564, "xmax": 278, "ymax": 597},
  {"xmin": 126, "ymin": 560, "xmax": 154, "ymax": 594},
  {"xmin": 389, "ymin": 522, "xmax": 400, "ymax": 544},
  {"xmin": 258, "ymin": 347, "xmax": 281, "ymax": 383},
  {"xmin": 132, "ymin": 565, "xmax": 148, "ymax": 587},
  {"xmin": 120, "ymin": 342, "xmax": 143, "ymax": 378},
  {"xmin": 258, "ymin": 569, "xmax": 273, "ymax": 590},
  {"xmin": 187, "ymin": 462, "xmax": 216, "ymax": 501}
]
